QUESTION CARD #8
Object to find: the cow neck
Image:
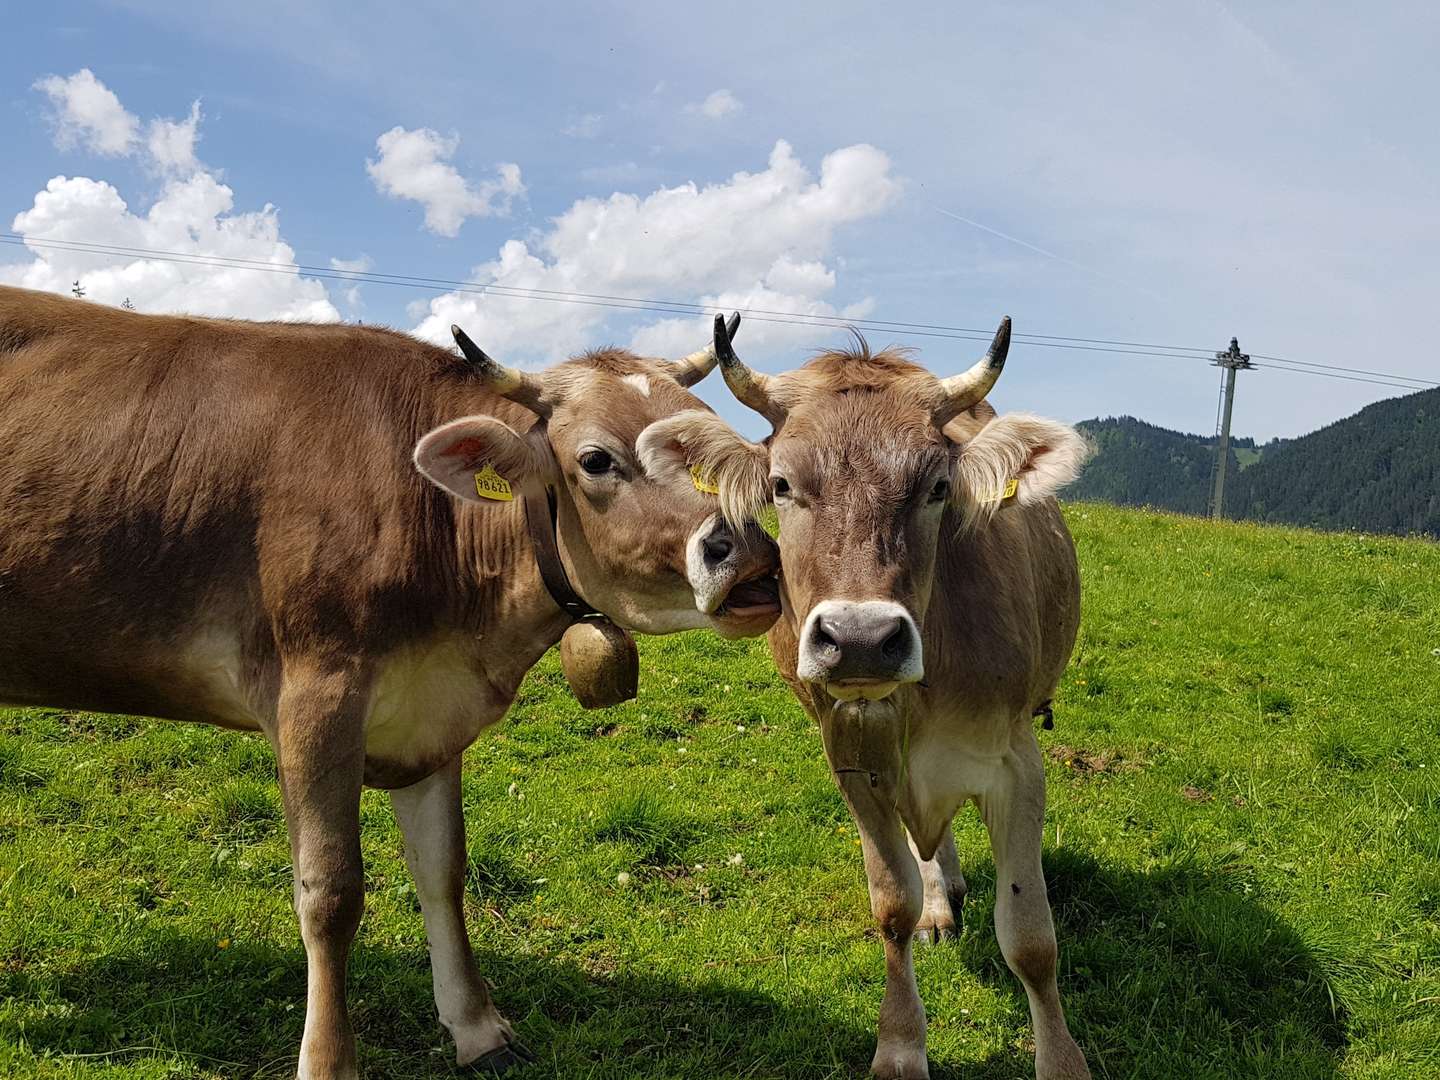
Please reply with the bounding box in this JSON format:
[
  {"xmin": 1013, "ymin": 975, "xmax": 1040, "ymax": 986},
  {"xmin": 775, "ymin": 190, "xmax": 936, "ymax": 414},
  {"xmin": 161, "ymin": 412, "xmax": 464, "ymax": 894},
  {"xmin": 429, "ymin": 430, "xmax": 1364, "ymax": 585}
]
[{"xmin": 521, "ymin": 486, "xmax": 608, "ymax": 625}]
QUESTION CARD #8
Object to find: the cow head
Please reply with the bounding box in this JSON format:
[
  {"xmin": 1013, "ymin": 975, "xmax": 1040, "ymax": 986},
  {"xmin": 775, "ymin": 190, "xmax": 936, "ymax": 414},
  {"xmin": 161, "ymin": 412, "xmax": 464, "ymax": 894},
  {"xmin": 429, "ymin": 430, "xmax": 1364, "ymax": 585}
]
[
  {"xmin": 644, "ymin": 315, "xmax": 1087, "ymax": 700},
  {"xmin": 414, "ymin": 318, "xmax": 780, "ymax": 638}
]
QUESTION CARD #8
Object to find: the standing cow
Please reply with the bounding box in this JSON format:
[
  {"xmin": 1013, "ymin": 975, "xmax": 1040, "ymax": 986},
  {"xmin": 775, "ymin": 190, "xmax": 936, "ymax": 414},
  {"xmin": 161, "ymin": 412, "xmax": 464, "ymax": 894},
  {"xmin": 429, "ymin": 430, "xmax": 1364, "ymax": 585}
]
[
  {"xmin": 641, "ymin": 315, "xmax": 1091, "ymax": 1079},
  {"xmin": 0, "ymin": 286, "xmax": 780, "ymax": 1078}
]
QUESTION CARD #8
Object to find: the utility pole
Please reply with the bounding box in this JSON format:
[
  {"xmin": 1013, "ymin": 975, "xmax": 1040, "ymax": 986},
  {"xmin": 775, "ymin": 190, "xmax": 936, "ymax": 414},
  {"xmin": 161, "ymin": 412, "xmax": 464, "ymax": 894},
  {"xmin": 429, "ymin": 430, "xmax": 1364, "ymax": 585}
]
[{"xmin": 1209, "ymin": 337, "xmax": 1253, "ymax": 520}]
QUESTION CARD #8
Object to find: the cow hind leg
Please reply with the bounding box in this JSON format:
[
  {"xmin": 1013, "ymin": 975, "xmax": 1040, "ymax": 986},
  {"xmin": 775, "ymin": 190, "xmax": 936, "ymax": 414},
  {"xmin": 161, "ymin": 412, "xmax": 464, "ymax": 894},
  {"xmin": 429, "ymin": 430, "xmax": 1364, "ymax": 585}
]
[
  {"xmin": 389, "ymin": 756, "xmax": 534, "ymax": 1070},
  {"xmin": 977, "ymin": 731, "xmax": 1090, "ymax": 1080},
  {"xmin": 909, "ymin": 828, "xmax": 966, "ymax": 944},
  {"xmin": 273, "ymin": 666, "xmax": 367, "ymax": 1080},
  {"xmin": 838, "ymin": 773, "xmax": 930, "ymax": 1080}
]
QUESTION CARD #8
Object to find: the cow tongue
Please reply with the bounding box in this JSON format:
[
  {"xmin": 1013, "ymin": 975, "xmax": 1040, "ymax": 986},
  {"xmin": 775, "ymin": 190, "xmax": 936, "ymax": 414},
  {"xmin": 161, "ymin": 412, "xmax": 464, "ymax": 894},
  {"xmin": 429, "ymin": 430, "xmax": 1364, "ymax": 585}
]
[{"xmin": 720, "ymin": 575, "xmax": 780, "ymax": 616}]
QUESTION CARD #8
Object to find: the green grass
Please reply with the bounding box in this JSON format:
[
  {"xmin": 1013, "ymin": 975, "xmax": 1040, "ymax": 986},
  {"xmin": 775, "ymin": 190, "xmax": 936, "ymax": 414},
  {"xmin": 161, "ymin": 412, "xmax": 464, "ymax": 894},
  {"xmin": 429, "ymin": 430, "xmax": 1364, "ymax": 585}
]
[{"xmin": 2, "ymin": 503, "xmax": 1438, "ymax": 1079}]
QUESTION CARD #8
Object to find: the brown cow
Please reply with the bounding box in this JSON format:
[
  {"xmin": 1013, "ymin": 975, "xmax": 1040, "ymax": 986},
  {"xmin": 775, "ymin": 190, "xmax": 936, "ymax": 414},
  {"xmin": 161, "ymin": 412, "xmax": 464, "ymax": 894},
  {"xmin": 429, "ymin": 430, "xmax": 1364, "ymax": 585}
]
[
  {"xmin": 0, "ymin": 286, "xmax": 780, "ymax": 1078},
  {"xmin": 641, "ymin": 315, "xmax": 1091, "ymax": 1079}
]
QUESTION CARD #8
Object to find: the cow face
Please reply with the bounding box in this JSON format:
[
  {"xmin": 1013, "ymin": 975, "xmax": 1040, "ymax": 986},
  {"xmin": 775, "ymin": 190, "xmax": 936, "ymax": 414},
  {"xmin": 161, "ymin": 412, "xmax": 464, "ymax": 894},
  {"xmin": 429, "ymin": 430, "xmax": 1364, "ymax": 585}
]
[
  {"xmin": 414, "ymin": 324, "xmax": 780, "ymax": 639},
  {"xmin": 644, "ymin": 317, "xmax": 1087, "ymax": 701}
]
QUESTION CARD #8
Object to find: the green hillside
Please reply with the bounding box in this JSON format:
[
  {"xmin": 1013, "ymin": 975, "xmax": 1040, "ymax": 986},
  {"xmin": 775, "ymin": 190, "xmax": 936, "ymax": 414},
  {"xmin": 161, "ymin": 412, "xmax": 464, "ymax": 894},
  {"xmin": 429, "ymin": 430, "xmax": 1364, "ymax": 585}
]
[
  {"xmin": 1073, "ymin": 387, "xmax": 1440, "ymax": 537},
  {"xmin": 2, "ymin": 504, "xmax": 1438, "ymax": 1078}
]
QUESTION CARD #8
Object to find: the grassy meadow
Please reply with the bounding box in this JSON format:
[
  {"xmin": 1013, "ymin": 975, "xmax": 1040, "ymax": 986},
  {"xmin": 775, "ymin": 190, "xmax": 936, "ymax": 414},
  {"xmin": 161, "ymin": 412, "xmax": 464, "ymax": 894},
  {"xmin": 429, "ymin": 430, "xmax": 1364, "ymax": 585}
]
[{"xmin": 1, "ymin": 503, "xmax": 1437, "ymax": 1078}]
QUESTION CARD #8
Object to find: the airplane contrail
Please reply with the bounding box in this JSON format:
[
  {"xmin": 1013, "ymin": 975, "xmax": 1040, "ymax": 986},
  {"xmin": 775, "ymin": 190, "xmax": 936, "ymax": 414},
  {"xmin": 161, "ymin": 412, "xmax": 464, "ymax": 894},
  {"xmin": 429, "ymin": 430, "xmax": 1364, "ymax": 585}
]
[{"xmin": 930, "ymin": 203, "xmax": 1173, "ymax": 305}]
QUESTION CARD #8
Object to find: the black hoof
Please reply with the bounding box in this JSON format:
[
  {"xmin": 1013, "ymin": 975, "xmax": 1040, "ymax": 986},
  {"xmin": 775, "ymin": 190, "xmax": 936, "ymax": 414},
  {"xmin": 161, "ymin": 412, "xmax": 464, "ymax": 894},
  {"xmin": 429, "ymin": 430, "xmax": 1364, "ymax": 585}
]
[{"xmin": 472, "ymin": 1039, "xmax": 538, "ymax": 1074}]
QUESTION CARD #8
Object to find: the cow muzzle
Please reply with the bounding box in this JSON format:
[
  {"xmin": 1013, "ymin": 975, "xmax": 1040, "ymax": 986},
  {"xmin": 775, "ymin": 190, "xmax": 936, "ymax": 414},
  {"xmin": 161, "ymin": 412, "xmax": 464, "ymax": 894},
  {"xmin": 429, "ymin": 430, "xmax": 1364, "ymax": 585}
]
[
  {"xmin": 687, "ymin": 514, "xmax": 781, "ymax": 639},
  {"xmin": 797, "ymin": 599, "xmax": 923, "ymax": 701}
]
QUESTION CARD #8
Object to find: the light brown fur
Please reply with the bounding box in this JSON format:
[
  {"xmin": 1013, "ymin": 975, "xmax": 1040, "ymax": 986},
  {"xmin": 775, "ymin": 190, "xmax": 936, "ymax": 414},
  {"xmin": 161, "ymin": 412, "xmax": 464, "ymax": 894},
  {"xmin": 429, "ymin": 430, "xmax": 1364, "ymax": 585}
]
[
  {"xmin": 683, "ymin": 337, "xmax": 1091, "ymax": 1079},
  {"xmin": 0, "ymin": 286, "xmax": 778, "ymax": 1077}
]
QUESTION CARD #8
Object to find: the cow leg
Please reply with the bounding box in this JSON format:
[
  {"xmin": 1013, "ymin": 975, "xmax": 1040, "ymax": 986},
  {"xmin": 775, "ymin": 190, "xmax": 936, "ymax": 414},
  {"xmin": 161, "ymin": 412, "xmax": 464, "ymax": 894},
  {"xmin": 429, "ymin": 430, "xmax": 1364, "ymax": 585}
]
[
  {"xmin": 838, "ymin": 773, "xmax": 929, "ymax": 1080},
  {"xmin": 273, "ymin": 667, "xmax": 367, "ymax": 1080},
  {"xmin": 389, "ymin": 756, "xmax": 535, "ymax": 1071},
  {"xmin": 977, "ymin": 731, "xmax": 1090, "ymax": 1080},
  {"xmin": 909, "ymin": 828, "xmax": 966, "ymax": 944}
]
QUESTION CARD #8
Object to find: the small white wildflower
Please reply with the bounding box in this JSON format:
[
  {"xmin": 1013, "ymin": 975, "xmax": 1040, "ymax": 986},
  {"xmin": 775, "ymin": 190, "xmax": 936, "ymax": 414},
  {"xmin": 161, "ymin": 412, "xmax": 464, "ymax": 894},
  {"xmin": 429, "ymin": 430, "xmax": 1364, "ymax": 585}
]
[
  {"xmin": 728, "ymin": 853, "xmax": 744, "ymax": 866},
  {"xmin": 735, "ymin": 724, "xmax": 747, "ymax": 733},
  {"xmin": 616, "ymin": 871, "xmax": 631, "ymax": 886},
  {"xmin": 678, "ymin": 747, "xmax": 687, "ymax": 754}
]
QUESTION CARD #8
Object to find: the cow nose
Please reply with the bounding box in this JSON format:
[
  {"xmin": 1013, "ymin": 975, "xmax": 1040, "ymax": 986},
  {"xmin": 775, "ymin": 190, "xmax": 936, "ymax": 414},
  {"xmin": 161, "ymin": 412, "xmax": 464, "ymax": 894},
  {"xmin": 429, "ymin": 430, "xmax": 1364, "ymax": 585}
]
[
  {"xmin": 701, "ymin": 531, "xmax": 734, "ymax": 568},
  {"xmin": 799, "ymin": 600, "xmax": 923, "ymax": 691}
]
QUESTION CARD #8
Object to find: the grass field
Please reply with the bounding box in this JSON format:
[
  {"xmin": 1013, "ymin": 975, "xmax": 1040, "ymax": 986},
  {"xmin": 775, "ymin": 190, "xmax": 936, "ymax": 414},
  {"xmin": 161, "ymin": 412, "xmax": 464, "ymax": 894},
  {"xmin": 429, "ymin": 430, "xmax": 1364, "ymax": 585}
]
[{"xmin": 2, "ymin": 503, "xmax": 1438, "ymax": 1079}]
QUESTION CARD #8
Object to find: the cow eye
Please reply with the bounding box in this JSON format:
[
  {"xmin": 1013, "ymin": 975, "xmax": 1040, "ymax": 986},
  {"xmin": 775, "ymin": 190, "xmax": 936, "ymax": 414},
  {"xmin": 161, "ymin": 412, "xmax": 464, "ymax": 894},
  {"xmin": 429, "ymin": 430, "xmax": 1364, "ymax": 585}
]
[
  {"xmin": 772, "ymin": 476, "xmax": 791, "ymax": 499},
  {"xmin": 929, "ymin": 477, "xmax": 951, "ymax": 503},
  {"xmin": 579, "ymin": 450, "xmax": 613, "ymax": 475}
]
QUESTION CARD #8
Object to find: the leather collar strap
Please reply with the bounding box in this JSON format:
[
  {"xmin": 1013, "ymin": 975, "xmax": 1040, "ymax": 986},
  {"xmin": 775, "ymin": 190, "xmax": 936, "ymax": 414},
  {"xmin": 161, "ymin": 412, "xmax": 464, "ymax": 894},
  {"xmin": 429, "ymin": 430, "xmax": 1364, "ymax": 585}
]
[{"xmin": 522, "ymin": 487, "xmax": 607, "ymax": 623}]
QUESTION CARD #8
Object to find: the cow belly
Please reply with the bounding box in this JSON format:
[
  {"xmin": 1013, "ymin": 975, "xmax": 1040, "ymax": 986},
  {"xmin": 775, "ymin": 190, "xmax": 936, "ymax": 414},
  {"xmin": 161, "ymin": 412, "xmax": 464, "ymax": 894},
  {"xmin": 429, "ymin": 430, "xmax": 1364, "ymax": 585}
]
[
  {"xmin": 362, "ymin": 636, "xmax": 506, "ymax": 789},
  {"xmin": 0, "ymin": 624, "xmax": 268, "ymax": 731}
]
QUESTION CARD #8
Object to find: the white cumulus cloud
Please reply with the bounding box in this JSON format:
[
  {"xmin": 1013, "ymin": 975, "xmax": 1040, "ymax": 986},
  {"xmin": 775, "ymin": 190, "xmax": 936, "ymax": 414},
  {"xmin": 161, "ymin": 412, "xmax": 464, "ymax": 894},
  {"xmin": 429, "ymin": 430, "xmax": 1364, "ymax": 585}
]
[
  {"xmin": 411, "ymin": 140, "xmax": 900, "ymax": 362},
  {"xmin": 34, "ymin": 68, "xmax": 139, "ymax": 157},
  {"xmin": 35, "ymin": 68, "xmax": 204, "ymax": 176},
  {"xmin": 5, "ymin": 71, "xmax": 336, "ymax": 321},
  {"xmin": 688, "ymin": 89, "xmax": 743, "ymax": 120},
  {"xmin": 145, "ymin": 101, "xmax": 203, "ymax": 175},
  {"xmin": 367, "ymin": 126, "xmax": 524, "ymax": 237}
]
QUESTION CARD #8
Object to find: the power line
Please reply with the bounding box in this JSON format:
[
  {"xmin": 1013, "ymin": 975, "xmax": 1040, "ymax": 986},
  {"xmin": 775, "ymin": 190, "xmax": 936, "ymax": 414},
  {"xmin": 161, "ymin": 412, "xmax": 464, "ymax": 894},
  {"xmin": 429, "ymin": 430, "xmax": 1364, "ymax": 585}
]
[
  {"xmin": 1250, "ymin": 361, "xmax": 1431, "ymax": 391},
  {"xmin": 1, "ymin": 234, "xmax": 1216, "ymax": 361},
  {"xmin": 4, "ymin": 232, "xmax": 1434, "ymax": 392}
]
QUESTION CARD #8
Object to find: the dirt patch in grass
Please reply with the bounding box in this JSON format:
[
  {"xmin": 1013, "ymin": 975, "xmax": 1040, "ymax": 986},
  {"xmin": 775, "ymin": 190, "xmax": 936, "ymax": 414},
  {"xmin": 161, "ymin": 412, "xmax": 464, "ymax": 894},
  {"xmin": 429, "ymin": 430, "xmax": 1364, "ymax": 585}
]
[{"xmin": 1045, "ymin": 744, "xmax": 1144, "ymax": 777}]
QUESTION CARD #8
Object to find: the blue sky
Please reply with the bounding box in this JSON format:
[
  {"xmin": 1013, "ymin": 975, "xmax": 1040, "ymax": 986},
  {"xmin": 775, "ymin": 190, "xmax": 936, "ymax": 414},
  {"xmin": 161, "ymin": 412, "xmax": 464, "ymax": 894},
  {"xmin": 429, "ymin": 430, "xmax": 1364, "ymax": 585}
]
[{"xmin": 4, "ymin": 1, "xmax": 1436, "ymax": 440}]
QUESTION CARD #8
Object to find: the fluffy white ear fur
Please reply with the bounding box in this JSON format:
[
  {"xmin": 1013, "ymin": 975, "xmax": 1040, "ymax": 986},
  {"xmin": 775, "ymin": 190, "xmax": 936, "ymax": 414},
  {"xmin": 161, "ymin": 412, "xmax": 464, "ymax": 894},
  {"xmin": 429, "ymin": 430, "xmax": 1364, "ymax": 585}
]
[
  {"xmin": 637, "ymin": 410, "xmax": 771, "ymax": 525},
  {"xmin": 413, "ymin": 415, "xmax": 544, "ymax": 504},
  {"xmin": 955, "ymin": 412, "xmax": 1090, "ymax": 526}
]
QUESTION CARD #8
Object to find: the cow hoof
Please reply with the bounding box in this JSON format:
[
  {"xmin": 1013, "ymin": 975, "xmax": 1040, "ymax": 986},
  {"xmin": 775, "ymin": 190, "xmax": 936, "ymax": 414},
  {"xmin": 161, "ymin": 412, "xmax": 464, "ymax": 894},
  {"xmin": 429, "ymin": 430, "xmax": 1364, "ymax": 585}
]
[
  {"xmin": 470, "ymin": 1040, "xmax": 538, "ymax": 1074},
  {"xmin": 914, "ymin": 922, "xmax": 958, "ymax": 945},
  {"xmin": 871, "ymin": 1044, "xmax": 930, "ymax": 1079}
]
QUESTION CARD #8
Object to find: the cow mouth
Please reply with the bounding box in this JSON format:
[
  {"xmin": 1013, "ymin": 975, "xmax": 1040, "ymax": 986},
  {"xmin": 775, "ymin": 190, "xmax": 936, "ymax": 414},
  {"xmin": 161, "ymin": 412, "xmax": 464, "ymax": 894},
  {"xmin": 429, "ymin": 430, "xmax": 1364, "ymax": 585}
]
[
  {"xmin": 715, "ymin": 573, "xmax": 781, "ymax": 620},
  {"xmin": 826, "ymin": 678, "xmax": 902, "ymax": 703}
]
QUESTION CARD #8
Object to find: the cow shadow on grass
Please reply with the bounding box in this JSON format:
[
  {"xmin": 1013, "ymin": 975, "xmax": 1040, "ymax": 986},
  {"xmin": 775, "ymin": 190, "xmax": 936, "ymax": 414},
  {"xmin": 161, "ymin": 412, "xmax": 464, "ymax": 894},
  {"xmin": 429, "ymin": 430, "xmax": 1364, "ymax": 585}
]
[
  {"xmin": 945, "ymin": 846, "xmax": 1347, "ymax": 1080},
  {"xmin": 0, "ymin": 851, "xmax": 1347, "ymax": 1080},
  {"xmin": 0, "ymin": 930, "xmax": 874, "ymax": 1079}
]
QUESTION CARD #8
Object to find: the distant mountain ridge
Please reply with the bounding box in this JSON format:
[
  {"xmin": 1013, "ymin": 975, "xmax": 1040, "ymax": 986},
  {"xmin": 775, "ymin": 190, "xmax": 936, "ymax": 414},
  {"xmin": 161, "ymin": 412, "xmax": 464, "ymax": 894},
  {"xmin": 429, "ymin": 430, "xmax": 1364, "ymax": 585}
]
[{"xmin": 1069, "ymin": 386, "xmax": 1440, "ymax": 538}]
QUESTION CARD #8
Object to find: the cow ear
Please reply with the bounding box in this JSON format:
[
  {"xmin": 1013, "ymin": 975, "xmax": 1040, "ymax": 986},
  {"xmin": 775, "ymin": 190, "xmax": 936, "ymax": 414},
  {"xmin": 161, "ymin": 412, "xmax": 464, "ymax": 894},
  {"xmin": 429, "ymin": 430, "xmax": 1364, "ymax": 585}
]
[
  {"xmin": 637, "ymin": 410, "xmax": 770, "ymax": 526},
  {"xmin": 954, "ymin": 412, "xmax": 1090, "ymax": 524},
  {"xmin": 414, "ymin": 416, "xmax": 542, "ymax": 505}
]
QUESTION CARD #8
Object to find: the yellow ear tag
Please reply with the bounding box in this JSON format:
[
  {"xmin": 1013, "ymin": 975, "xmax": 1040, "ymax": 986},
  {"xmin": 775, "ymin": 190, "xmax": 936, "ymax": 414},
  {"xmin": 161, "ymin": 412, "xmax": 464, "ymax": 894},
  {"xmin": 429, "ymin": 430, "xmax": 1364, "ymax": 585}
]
[
  {"xmin": 473, "ymin": 463, "xmax": 514, "ymax": 501},
  {"xmin": 690, "ymin": 465, "xmax": 720, "ymax": 495},
  {"xmin": 980, "ymin": 477, "xmax": 1021, "ymax": 503}
]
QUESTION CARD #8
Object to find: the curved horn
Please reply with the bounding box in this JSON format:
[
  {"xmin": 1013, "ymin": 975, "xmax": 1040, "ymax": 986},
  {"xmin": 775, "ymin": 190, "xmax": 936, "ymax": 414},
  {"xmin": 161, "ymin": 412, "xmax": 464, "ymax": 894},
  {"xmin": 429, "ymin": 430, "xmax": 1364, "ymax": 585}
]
[
  {"xmin": 668, "ymin": 311, "xmax": 741, "ymax": 388},
  {"xmin": 713, "ymin": 313, "xmax": 787, "ymax": 427},
  {"xmin": 452, "ymin": 324, "xmax": 552, "ymax": 418},
  {"xmin": 932, "ymin": 316, "xmax": 1010, "ymax": 426}
]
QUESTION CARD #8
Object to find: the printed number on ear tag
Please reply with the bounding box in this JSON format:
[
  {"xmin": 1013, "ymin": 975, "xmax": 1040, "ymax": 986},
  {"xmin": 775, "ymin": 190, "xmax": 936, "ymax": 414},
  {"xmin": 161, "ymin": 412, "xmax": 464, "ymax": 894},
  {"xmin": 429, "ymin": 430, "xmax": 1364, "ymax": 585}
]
[
  {"xmin": 980, "ymin": 477, "xmax": 1020, "ymax": 504},
  {"xmin": 690, "ymin": 465, "xmax": 720, "ymax": 495},
  {"xmin": 473, "ymin": 464, "xmax": 514, "ymax": 501}
]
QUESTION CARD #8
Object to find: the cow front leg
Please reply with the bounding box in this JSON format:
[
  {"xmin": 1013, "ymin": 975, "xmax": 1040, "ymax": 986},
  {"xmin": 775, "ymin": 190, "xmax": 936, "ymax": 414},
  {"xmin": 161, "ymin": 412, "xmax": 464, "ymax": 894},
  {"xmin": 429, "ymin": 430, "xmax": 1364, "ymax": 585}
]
[
  {"xmin": 909, "ymin": 828, "xmax": 966, "ymax": 944},
  {"xmin": 977, "ymin": 730, "xmax": 1090, "ymax": 1080},
  {"xmin": 389, "ymin": 756, "xmax": 535, "ymax": 1072},
  {"xmin": 273, "ymin": 666, "xmax": 367, "ymax": 1080},
  {"xmin": 837, "ymin": 772, "xmax": 929, "ymax": 1080}
]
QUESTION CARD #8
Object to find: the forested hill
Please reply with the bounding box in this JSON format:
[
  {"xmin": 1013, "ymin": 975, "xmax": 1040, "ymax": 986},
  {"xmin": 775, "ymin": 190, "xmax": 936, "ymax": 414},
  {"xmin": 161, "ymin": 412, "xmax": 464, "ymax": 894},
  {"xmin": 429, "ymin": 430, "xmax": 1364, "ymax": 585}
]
[
  {"xmin": 1068, "ymin": 417, "xmax": 1253, "ymax": 518},
  {"xmin": 1069, "ymin": 387, "xmax": 1440, "ymax": 538}
]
